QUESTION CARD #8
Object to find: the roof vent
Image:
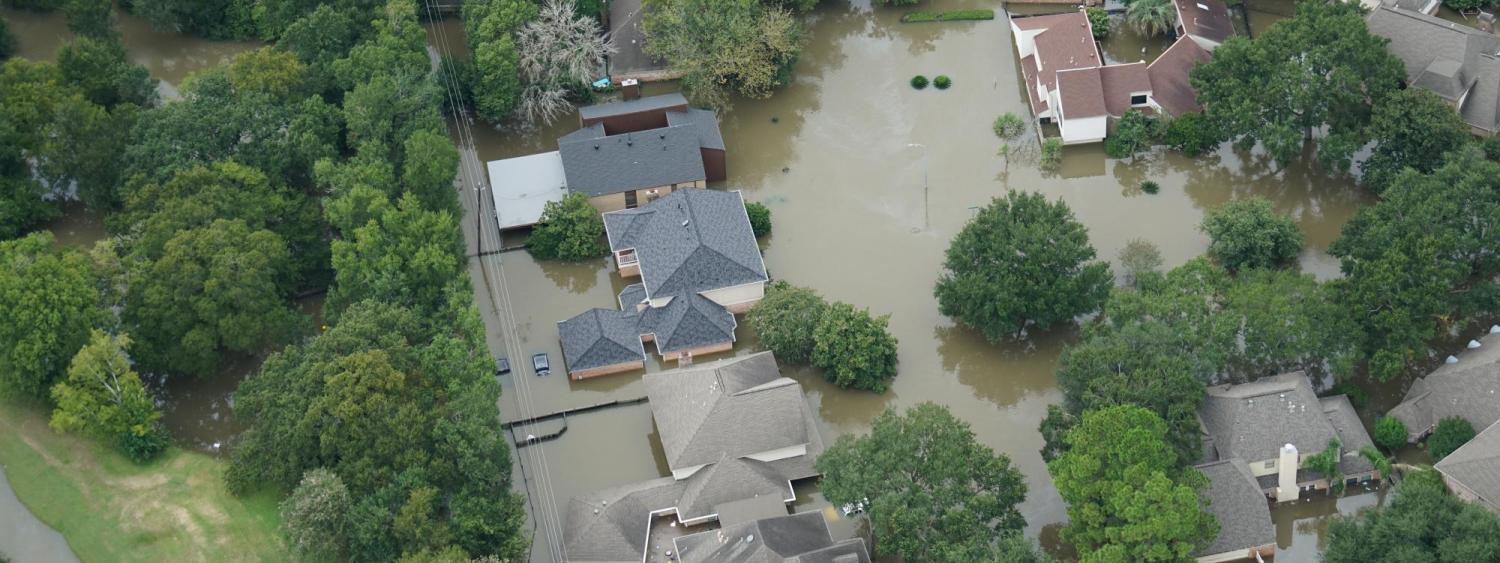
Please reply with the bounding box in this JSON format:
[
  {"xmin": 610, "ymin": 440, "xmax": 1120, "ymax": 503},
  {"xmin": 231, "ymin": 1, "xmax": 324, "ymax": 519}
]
[
  {"xmin": 745, "ymin": 534, "xmax": 755, "ymax": 543},
  {"xmin": 1491, "ymin": 324, "xmax": 1500, "ymax": 333},
  {"xmin": 593, "ymin": 144, "xmax": 599, "ymax": 150},
  {"xmin": 1470, "ymin": 339, "xmax": 1484, "ymax": 349},
  {"xmin": 682, "ymin": 219, "xmax": 690, "ymax": 228},
  {"xmin": 1447, "ymin": 355, "xmax": 1460, "ymax": 364}
]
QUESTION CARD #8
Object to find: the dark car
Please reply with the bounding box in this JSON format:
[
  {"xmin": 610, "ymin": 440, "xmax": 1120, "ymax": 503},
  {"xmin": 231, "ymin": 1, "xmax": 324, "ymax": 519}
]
[
  {"xmin": 532, "ymin": 353, "xmax": 550, "ymax": 376},
  {"xmin": 494, "ymin": 357, "xmax": 511, "ymax": 376}
]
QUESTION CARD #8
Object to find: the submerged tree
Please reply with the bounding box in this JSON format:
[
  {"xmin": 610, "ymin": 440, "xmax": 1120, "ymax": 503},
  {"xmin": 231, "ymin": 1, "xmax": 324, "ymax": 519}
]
[
  {"xmin": 1324, "ymin": 470, "xmax": 1500, "ymax": 562},
  {"xmin": 817, "ymin": 403, "xmax": 1029, "ymax": 561},
  {"xmin": 935, "ymin": 191, "xmax": 1112, "ymax": 341},
  {"xmin": 747, "ymin": 281, "xmax": 827, "ymax": 364},
  {"xmin": 811, "ymin": 302, "xmax": 899, "ymax": 392},
  {"xmin": 643, "ymin": 0, "xmax": 802, "ymax": 107},
  {"xmin": 527, "ymin": 192, "xmax": 608, "ymax": 261},
  {"xmin": 1361, "ymin": 88, "xmax": 1470, "ymax": 194},
  {"xmin": 1200, "ymin": 197, "xmax": 1303, "ymax": 271}
]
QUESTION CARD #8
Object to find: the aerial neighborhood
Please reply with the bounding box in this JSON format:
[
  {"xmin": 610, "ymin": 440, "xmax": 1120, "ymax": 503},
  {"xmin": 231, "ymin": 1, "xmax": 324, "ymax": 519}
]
[{"xmin": 6, "ymin": 0, "xmax": 1500, "ymax": 562}]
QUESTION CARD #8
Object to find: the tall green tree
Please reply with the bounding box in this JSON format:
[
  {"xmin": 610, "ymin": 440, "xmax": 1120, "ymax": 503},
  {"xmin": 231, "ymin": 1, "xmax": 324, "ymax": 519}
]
[
  {"xmin": 57, "ymin": 36, "xmax": 155, "ymax": 109},
  {"xmin": 811, "ymin": 301, "xmax": 899, "ymax": 392},
  {"xmin": 1200, "ymin": 197, "xmax": 1303, "ymax": 271},
  {"xmin": 935, "ymin": 191, "xmax": 1112, "ymax": 341},
  {"xmin": 281, "ymin": 468, "xmax": 352, "ymax": 560},
  {"xmin": 0, "ymin": 233, "xmax": 101, "ymax": 399},
  {"xmin": 131, "ymin": 0, "xmax": 254, "ymax": 40},
  {"xmin": 527, "ymin": 192, "xmax": 608, "ymax": 261},
  {"xmin": 1361, "ymin": 88, "xmax": 1471, "ymax": 193},
  {"xmin": 1428, "ymin": 416, "xmax": 1476, "ymax": 461},
  {"xmin": 643, "ymin": 0, "xmax": 803, "ymax": 107},
  {"xmin": 63, "ymin": 0, "xmax": 115, "ymax": 39},
  {"xmin": 1330, "ymin": 147, "xmax": 1500, "ymax": 380},
  {"xmin": 229, "ymin": 300, "xmax": 528, "ymax": 560},
  {"xmin": 1324, "ymin": 470, "xmax": 1500, "ymax": 563},
  {"xmin": 124, "ymin": 219, "xmax": 304, "ymax": 376},
  {"xmin": 49, "ymin": 330, "xmax": 168, "ymax": 462},
  {"xmin": 462, "ymin": 0, "xmax": 535, "ymax": 121},
  {"xmin": 1049, "ymin": 405, "xmax": 1218, "ymax": 562},
  {"xmin": 327, "ymin": 193, "xmax": 466, "ymax": 322},
  {"xmin": 1190, "ymin": 0, "xmax": 1403, "ymax": 169},
  {"xmin": 746, "ymin": 281, "xmax": 827, "ymax": 364},
  {"xmin": 817, "ymin": 403, "xmax": 1029, "ymax": 562}
]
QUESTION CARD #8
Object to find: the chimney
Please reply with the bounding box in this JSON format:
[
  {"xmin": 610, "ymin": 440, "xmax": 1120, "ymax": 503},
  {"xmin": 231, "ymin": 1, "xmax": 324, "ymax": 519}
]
[
  {"xmin": 621, "ymin": 78, "xmax": 641, "ymax": 101},
  {"xmin": 1276, "ymin": 443, "xmax": 1300, "ymax": 503}
]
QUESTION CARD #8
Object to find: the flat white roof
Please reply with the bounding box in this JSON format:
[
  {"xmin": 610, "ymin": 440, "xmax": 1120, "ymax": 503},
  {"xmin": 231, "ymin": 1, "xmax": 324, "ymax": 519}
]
[{"xmin": 486, "ymin": 151, "xmax": 569, "ymax": 230}]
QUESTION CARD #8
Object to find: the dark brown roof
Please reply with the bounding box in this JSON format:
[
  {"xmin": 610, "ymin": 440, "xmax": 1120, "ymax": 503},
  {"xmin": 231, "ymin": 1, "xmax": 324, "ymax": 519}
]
[
  {"xmin": 1058, "ymin": 68, "xmax": 1108, "ymax": 118},
  {"xmin": 1011, "ymin": 11, "xmax": 1085, "ymax": 32},
  {"xmin": 1176, "ymin": 0, "xmax": 1235, "ymax": 44},
  {"xmin": 1099, "ymin": 62, "xmax": 1152, "ymax": 117},
  {"xmin": 1148, "ymin": 38, "xmax": 1212, "ymax": 116},
  {"xmin": 1019, "ymin": 55, "xmax": 1050, "ymax": 115},
  {"xmin": 1033, "ymin": 11, "xmax": 1102, "ymax": 91}
]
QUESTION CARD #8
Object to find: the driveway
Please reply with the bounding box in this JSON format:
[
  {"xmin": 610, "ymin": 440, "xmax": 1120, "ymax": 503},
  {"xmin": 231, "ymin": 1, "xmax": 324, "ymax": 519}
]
[{"xmin": 607, "ymin": 0, "xmax": 669, "ymax": 78}]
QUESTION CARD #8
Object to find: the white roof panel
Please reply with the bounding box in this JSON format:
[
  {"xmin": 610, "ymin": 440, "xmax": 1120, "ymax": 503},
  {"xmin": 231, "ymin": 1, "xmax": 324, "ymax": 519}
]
[{"xmin": 486, "ymin": 151, "xmax": 569, "ymax": 230}]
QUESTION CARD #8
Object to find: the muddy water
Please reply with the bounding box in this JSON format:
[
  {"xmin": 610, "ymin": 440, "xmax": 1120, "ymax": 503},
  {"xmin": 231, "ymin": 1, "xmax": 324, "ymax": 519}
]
[
  {"xmin": 456, "ymin": 0, "xmax": 1379, "ymax": 558},
  {"xmin": 1, "ymin": 6, "xmax": 259, "ymax": 95}
]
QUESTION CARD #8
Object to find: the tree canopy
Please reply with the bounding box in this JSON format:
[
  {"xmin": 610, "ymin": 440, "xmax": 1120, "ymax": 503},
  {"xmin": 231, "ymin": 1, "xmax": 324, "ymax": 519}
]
[
  {"xmin": 811, "ymin": 301, "xmax": 899, "ymax": 392},
  {"xmin": 935, "ymin": 191, "xmax": 1112, "ymax": 341},
  {"xmin": 0, "ymin": 233, "xmax": 101, "ymax": 399},
  {"xmin": 1324, "ymin": 470, "xmax": 1500, "ymax": 563},
  {"xmin": 1361, "ymin": 88, "xmax": 1470, "ymax": 193},
  {"xmin": 527, "ymin": 192, "xmax": 609, "ymax": 261},
  {"xmin": 1428, "ymin": 416, "xmax": 1476, "ymax": 462},
  {"xmin": 327, "ymin": 193, "xmax": 467, "ymax": 323},
  {"xmin": 816, "ymin": 403, "xmax": 1029, "ymax": 562},
  {"xmin": 1049, "ymin": 405, "xmax": 1218, "ymax": 562},
  {"xmin": 1200, "ymin": 197, "xmax": 1304, "ymax": 271},
  {"xmin": 643, "ymin": 0, "xmax": 803, "ymax": 107},
  {"xmin": 747, "ymin": 281, "xmax": 827, "ymax": 364},
  {"xmin": 1190, "ymin": 0, "xmax": 1404, "ymax": 169},
  {"xmin": 49, "ymin": 330, "xmax": 168, "ymax": 462},
  {"xmin": 1330, "ymin": 148, "xmax": 1500, "ymax": 380}
]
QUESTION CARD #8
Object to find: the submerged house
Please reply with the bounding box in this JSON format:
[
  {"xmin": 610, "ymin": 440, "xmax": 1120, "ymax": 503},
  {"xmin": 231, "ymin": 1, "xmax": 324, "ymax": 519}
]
[
  {"xmin": 557, "ymin": 188, "xmax": 768, "ymax": 379},
  {"xmin": 1192, "ymin": 460, "xmax": 1276, "ymax": 563},
  {"xmin": 1435, "ymin": 420, "xmax": 1500, "ymax": 513},
  {"xmin": 673, "ymin": 509, "xmax": 871, "ymax": 563},
  {"xmin": 1367, "ymin": 4, "xmax": 1500, "ymax": 136},
  {"xmin": 560, "ymin": 353, "xmax": 836, "ymax": 562},
  {"xmin": 485, "ymin": 90, "xmax": 727, "ymax": 229},
  {"xmin": 1389, "ymin": 330, "xmax": 1500, "ymax": 442},
  {"xmin": 1198, "ymin": 372, "xmax": 1379, "ymax": 502},
  {"xmin": 1009, "ymin": 0, "xmax": 1230, "ymax": 144}
]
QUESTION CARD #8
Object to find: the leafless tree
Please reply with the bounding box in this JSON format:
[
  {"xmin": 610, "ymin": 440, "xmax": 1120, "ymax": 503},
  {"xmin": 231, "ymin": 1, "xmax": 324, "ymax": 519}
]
[{"xmin": 513, "ymin": 0, "xmax": 615, "ymax": 127}]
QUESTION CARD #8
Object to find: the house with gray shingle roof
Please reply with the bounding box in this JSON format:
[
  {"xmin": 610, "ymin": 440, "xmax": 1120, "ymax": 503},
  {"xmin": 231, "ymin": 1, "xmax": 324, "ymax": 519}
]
[
  {"xmin": 1367, "ymin": 5, "xmax": 1500, "ymax": 136},
  {"xmin": 1435, "ymin": 419, "xmax": 1500, "ymax": 513},
  {"xmin": 1199, "ymin": 372, "xmax": 1381, "ymax": 503},
  {"xmin": 673, "ymin": 509, "xmax": 872, "ymax": 563},
  {"xmin": 1389, "ymin": 330, "xmax": 1500, "ymax": 442},
  {"xmin": 561, "ymin": 353, "xmax": 833, "ymax": 562},
  {"xmin": 1193, "ymin": 460, "xmax": 1275, "ymax": 563},
  {"xmin": 558, "ymin": 189, "xmax": 768, "ymax": 379}
]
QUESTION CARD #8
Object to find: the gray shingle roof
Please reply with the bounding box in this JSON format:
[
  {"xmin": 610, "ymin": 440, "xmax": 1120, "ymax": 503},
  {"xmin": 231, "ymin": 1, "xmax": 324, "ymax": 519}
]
[
  {"xmin": 643, "ymin": 352, "xmax": 818, "ymax": 471},
  {"xmin": 557, "ymin": 308, "xmax": 646, "ymax": 372},
  {"xmin": 1193, "ymin": 460, "xmax": 1275, "ymax": 558},
  {"xmin": 667, "ymin": 108, "xmax": 726, "ymax": 150},
  {"xmin": 558, "ymin": 124, "xmax": 707, "ymax": 196},
  {"xmin": 578, "ymin": 92, "xmax": 690, "ymax": 122},
  {"xmin": 674, "ymin": 510, "xmax": 872, "ymax": 563},
  {"xmin": 676, "ymin": 456, "xmax": 791, "ymax": 522},
  {"xmin": 1390, "ymin": 331, "xmax": 1500, "ymax": 441},
  {"xmin": 639, "ymin": 293, "xmax": 737, "ymax": 354},
  {"xmin": 1321, "ymin": 395, "xmax": 1376, "ymax": 476},
  {"xmin": 1435, "ymin": 419, "xmax": 1500, "ymax": 511},
  {"xmin": 617, "ymin": 283, "xmax": 647, "ymax": 311},
  {"xmin": 603, "ymin": 189, "xmax": 768, "ymax": 299},
  {"xmin": 562, "ymin": 477, "xmax": 684, "ymax": 562},
  {"xmin": 1367, "ymin": 6, "xmax": 1500, "ymax": 132},
  {"xmin": 1201, "ymin": 372, "xmax": 1339, "ymax": 463}
]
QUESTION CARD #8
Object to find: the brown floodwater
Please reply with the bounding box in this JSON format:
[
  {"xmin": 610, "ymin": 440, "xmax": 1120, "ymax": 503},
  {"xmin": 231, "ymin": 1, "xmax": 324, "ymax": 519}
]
[
  {"xmin": 438, "ymin": 0, "xmax": 1390, "ymax": 560},
  {"xmin": 1, "ymin": 5, "xmax": 260, "ymax": 97}
]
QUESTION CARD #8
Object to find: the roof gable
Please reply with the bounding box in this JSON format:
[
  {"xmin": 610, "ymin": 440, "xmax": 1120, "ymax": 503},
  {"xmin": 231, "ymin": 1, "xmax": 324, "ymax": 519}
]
[
  {"xmin": 1148, "ymin": 37, "xmax": 1212, "ymax": 116},
  {"xmin": 558, "ymin": 124, "xmax": 707, "ymax": 196},
  {"xmin": 1200, "ymin": 372, "xmax": 1339, "ymax": 461},
  {"xmin": 1435, "ymin": 420, "xmax": 1500, "ymax": 509},
  {"xmin": 643, "ymin": 353, "xmax": 813, "ymax": 470},
  {"xmin": 1193, "ymin": 460, "xmax": 1274, "ymax": 557},
  {"xmin": 603, "ymin": 189, "xmax": 768, "ymax": 298},
  {"xmin": 558, "ymin": 309, "xmax": 646, "ymax": 372}
]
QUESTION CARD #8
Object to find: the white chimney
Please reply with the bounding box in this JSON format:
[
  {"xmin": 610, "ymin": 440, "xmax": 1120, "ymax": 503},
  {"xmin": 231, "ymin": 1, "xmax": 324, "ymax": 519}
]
[{"xmin": 1276, "ymin": 443, "xmax": 1300, "ymax": 503}]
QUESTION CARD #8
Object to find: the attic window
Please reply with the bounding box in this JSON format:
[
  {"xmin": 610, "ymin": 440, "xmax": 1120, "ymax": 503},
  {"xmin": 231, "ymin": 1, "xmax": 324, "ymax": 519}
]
[{"xmin": 1131, "ymin": 94, "xmax": 1148, "ymax": 105}]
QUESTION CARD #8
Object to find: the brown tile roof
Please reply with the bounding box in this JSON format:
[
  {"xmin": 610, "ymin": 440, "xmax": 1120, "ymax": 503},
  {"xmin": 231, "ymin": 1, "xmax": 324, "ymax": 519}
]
[
  {"xmin": 1099, "ymin": 62, "xmax": 1152, "ymax": 117},
  {"xmin": 1033, "ymin": 11, "xmax": 1102, "ymax": 92},
  {"xmin": 1058, "ymin": 68, "xmax": 1108, "ymax": 118},
  {"xmin": 1011, "ymin": 11, "xmax": 1086, "ymax": 32},
  {"xmin": 1019, "ymin": 55, "xmax": 1050, "ymax": 114},
  {"xmin": 1176, "ymin": 0, "xmax": 1235, "ymax": 44},
  {"xmin": 1148, "ymin": 38, "xmax": 1212, "ymax": 116}
]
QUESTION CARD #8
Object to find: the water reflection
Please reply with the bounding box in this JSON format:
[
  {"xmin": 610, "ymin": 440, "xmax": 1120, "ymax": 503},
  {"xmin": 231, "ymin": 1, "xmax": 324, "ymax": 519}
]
[
  {"xmin": 1270, "ymin": 488, "xmax": 1388, "ymax": 560},
  {"xmin": 936, "ymin": 323, "xmax": 1074, "ymax": 409}
]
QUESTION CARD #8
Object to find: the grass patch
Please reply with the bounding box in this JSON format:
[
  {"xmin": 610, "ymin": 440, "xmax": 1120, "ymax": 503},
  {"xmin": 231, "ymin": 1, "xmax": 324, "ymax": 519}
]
[
  {"xmin": 901, "ymin": 9, "xmax": 996, "ymax": 23},
  {"xmin": 0, "ymin": 400, "xmax": 288, "ymax": 562}
]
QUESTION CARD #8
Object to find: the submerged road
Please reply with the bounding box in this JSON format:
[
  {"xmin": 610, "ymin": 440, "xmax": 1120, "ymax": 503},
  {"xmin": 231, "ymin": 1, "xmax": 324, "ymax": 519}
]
[{"xmin": 422, "ymin": 25, "xmax": 569, "ymax": 561}]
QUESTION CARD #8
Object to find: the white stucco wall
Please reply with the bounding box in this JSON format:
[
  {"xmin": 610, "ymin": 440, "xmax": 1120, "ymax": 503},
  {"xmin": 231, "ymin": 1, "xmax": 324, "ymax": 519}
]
[{"xmin": 1060, "ymin": 115, "xmax": 1106, "ymax": 144}]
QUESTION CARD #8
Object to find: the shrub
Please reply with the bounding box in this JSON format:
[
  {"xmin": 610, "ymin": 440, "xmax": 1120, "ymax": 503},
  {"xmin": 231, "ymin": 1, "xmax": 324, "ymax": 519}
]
[
  {"xmin": 1374, "ymin": 416, "xmax": 1408, "ymax": 452},
  {"xmin": 745, "ymin": 201, "xmax": 772, "ymax": 237},
  {"xmin": 1428, "ymin": 416, "xmax": 1476, "ymax": 461},
  {"xmin": 1140, "ymin": 180, "xmax": 1160, "ymax": 194},
  {"xmin": 933, "ymin": 75, "xmax": 952, "ymax": 89},
  {"xmin": 281, "ymin": 468, "xmax": 351, "ymax": 560},
  {"xmin": 993, "ymin": 113, "xmax": 1026, "ymax": 139},
  {"xmin": 1104, "ymin": 110, "xmax": 1159, "ymax": 159},
  {"xmin": 1040, "ymin": 138, "xmax": 1064, "ymax": 170},
  {"xmin": 910, "ymin": 75, "xmax": 928, "ymax": 89},
  {"xmin": 528, "ymin": 192, "xmax": 609, "ymax": 261},
  {"xmin": 1087, "ymin": 7, "xmax": 1111, "ymax": 40},
  {"xmin": 1200, "ymin": 197, "xmax": 1303, "ymax": 271},
  {"xmin": 1164, "ymin": 112, "xmax": 1222, "ymax": 157},
  {"xmin": 747, "ymin": 281, "xmax": 828, "ymax": 364},
  {"xmin": 119, "ymin": 424, "xmax": 170, "ymax": 463},
  {"xmin": 900, "ymin": 9, "xmax": 996, "ymax": 22},
  {"xmin": 812, "ymin": 302, "xmax": 899, "ymax": 392}
]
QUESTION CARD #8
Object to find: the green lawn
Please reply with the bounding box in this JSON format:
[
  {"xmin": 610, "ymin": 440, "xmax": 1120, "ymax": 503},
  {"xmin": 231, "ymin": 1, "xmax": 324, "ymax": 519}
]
[{"xmin": 0, "ymin": 401, "xmax": 290, "ymax": 562}]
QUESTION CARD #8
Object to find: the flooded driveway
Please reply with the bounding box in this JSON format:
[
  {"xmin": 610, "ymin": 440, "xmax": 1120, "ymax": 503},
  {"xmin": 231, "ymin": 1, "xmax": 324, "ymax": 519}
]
[{"xmin": 449, "ymin": 0, "xmax": 1376, "ymax": 559}]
